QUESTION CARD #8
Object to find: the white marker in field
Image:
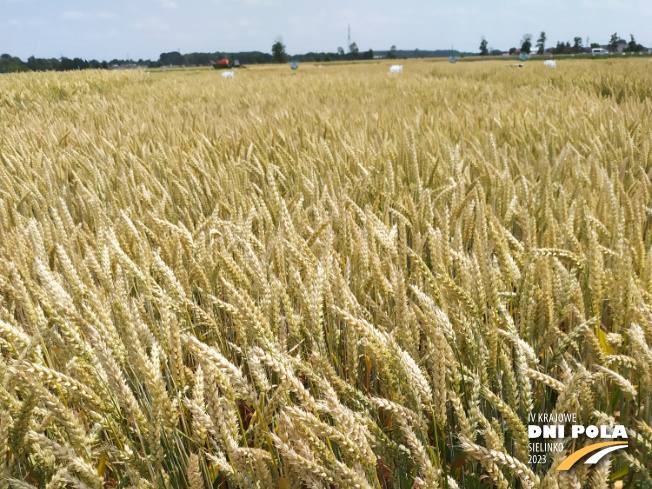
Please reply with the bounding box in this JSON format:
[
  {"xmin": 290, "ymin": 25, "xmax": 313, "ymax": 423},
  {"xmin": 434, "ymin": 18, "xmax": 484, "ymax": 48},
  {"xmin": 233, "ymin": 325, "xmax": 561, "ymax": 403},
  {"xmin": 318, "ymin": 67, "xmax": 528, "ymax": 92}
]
[
  {"xmin": 543, "ymin": 60, "xmax": 556, "ymax": 68},
  {"xmin": 389, "ymin": 65, "xmax": 403, "ymax": 73},
  {"xmin": 222, "ymin": 71, "xmax": 235, "ymax": 79}
]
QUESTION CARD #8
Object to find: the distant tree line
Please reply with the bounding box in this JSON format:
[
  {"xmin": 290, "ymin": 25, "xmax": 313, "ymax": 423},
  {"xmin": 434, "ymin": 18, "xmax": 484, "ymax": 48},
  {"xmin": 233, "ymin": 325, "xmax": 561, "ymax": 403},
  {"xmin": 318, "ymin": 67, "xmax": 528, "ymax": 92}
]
[
  {"xmin": 0, "ymin": 46, "xmax": 484, "ymax": 74},
  {"xmin": 0, "ymin": 54, "xmax": 110, "ymax": 73},
  {"xmin": 1, "ymin": 43, "xmax": 476, "ymax": 74},
  {"xmin": 287, "ymin": 50, "xmax": 375, "ymax": 62},
  {"xmin": 481, "ymin": 32, "xmax": 647, "ymax": 56},
  {"xmin": 0, "ymin": 50, "xmax": 276, "ymax": 73},
  {"xmin": 270, "ymin": 38, "xmax": 375, "ymax": 63},
  {"xmin": 2, "ymin": 32, "xmax": 648, "ymax": 74},
  {"xmin": 158, "ymin": 51, "xmax": 275, "ymax": 66},
  {"xmin": 289, "ymin": 48, "xmax": 471, "ymax": 62}
]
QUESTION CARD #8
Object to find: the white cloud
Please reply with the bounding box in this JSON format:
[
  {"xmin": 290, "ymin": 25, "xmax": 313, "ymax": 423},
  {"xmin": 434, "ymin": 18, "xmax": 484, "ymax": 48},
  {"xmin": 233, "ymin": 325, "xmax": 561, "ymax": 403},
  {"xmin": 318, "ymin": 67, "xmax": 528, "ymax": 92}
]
[
  {"xmin": 83, "ymin": 29, "xmax": 121, "ymax": 41},
  {"xmin": 27, "ymin": 19, "xmax": 48, "ymax": 27},
  {"xmin": 236, "ymin": 18, "xmax": 263, "ymax": 27},
  {"xmin": 60, "ymin": 10, "xmax": 117, "ymax": 21},
  {"xmin": 132, "ymin": 19, "xmax": 170, "ymax": 31},
  {"xmin": 212, "ymin": 0, "xmax": 278, "ymax": 5},
  {"xmin": 153, "ymin": 0, "xmax": 178, "ymax": 9}
]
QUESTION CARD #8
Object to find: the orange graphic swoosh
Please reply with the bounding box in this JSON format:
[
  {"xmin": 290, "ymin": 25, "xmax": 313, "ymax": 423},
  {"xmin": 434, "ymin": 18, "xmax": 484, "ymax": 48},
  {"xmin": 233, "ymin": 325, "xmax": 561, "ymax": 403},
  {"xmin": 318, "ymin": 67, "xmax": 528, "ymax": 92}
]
[{"xmin": 556, "ymin": 442, "xmax": 628, "ymax": 471}]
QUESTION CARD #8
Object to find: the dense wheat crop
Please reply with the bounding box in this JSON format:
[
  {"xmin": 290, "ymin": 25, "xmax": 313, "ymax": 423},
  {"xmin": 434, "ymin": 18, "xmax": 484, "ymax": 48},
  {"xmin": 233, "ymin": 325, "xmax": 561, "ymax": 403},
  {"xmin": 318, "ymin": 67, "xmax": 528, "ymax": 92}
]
[{"xmin": 1, "ymin": 58, "xmax": 652, "ymax": 488}]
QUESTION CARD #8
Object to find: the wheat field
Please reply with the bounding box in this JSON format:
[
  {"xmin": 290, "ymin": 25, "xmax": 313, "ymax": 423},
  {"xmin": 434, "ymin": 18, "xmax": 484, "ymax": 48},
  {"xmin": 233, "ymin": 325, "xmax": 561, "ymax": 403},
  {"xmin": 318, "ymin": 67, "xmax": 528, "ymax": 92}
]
[{"xmin": 0, "ymin": 58, "xmax": 651, "ymax": 488}]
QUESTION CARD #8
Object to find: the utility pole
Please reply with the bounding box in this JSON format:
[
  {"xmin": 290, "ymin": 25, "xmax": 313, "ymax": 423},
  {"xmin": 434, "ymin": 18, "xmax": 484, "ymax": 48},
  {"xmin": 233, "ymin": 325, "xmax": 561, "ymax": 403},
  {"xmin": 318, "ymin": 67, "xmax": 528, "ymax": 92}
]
[{"xmin": 348, "ymin": 24, "xmax": 351, "ymax": 47}]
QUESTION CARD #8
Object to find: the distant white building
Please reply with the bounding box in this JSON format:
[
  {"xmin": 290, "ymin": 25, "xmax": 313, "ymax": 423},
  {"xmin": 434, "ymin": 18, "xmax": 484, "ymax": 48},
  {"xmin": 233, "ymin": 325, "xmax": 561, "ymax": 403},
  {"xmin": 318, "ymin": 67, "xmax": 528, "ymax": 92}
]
[
  {"xmin": 109, "ymin": 63, "xmax": 140, "ymax": 70},
  {"xmin": 614, "ymin": 40, "xmax": 628, "ymax": 53}
]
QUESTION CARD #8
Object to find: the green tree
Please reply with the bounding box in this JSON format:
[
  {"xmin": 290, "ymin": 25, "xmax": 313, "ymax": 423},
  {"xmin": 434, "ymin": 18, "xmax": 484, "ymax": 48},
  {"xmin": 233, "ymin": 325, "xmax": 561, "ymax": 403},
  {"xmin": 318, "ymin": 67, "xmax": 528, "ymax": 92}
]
[
  {"xmin": 626, "ymin": 34, "xmax": 643, "ymax": 52},
  {"xmin": 521, "ymin": 34, "xmax": 532, "ymax": 54},
  {"xmin": 387, "ymin": 45, "xmax": 397, "ymax": 59},
  {"xmin": 479, "ymin": 38, "xmax": 488, "ymax": 56},
  {"xmin": 272, "ymin": 37, "xmax": 287, "ymax": 63},
  {"xmin": 337, "ymin": 47, "xmax": 345, "ymax": 57},
  {"xmin": 573, "ymin": 37, "xmax": 583, "ymax": 53},
  {"xmin": 536, "ymin": 32, "xmax": 546, "ymax": 54},
  {"xmin": 27, "ymin": 56, "xmax": 52, "ymax": 71},
  {"xmin": 0, "ymin": 53, "xmax": 28, "ymax": 73},
  {"xmin": 348, "ymin": 42, "xmax": 359, "ymax": 59},
  {"xmin": 60, "ymin": 57, "xmax": 75, "ymax": 71},
  {"xmin": 159, "ymin": 51, "xmax": 183, "ymax": 66},
  {"xmin": 608, "ymin": 33, "xmax": 622, "ymax": 52}
]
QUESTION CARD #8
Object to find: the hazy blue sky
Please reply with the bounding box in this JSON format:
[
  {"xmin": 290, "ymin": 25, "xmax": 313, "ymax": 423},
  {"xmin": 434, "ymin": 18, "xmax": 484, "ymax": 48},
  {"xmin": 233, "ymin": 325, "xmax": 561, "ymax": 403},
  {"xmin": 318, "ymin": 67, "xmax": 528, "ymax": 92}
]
[{"xmin": 2, "ymin": 0, "xmax": 651, "ymax": 60}]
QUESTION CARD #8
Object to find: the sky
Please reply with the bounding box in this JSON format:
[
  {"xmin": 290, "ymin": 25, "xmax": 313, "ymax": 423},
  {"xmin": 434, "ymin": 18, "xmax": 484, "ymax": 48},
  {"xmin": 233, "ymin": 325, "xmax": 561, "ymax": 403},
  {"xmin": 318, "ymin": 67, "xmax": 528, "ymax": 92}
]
[{"xmin": 2, "ymin": 0, "xmax": 651, "ymax": 60}]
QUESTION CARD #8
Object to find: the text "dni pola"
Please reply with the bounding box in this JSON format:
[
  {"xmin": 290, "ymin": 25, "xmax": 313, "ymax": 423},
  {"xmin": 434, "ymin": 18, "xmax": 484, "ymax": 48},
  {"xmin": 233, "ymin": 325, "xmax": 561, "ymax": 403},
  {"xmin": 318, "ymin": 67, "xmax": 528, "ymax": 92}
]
[{"xmin": 528, "ymin": 424, "xmax": 628, "ymax": 439}]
